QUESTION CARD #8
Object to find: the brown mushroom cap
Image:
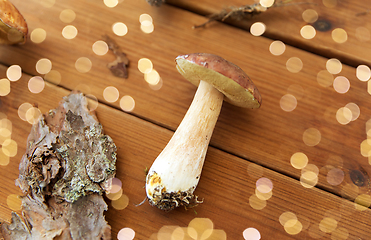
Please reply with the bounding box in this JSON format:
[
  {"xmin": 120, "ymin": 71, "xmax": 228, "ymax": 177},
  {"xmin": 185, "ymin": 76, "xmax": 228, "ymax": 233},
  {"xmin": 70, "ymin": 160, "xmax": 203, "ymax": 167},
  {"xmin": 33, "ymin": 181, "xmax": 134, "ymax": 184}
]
[
  {"xmin": 176, "ymin": 53, "xmax": 262, "ymax": 108},
  {"xmin": 0, "ymin": 0, "xmax": 28, "ymax": 44}
]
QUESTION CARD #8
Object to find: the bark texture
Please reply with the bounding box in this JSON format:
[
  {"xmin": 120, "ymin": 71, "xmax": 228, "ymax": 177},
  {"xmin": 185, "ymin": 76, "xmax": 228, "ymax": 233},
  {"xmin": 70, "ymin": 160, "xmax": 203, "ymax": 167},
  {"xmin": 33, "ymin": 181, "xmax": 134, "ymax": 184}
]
[{"xmin": 1, "ymin": 91, "xmax": 117, "ymax": 239}]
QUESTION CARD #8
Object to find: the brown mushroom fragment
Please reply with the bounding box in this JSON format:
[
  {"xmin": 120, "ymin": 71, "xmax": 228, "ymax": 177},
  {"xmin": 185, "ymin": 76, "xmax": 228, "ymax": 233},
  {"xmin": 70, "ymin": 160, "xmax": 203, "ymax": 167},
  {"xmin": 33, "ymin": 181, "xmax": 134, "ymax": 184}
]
[
  {"xmin": 0, "ymin": 91, "xmax": 117, "ymax": 239},
  {"xmin": 145, "ymin": 53, "xmax": 262, "ymax": 211},
  {"xmin": 0, "ymin": 0, "xmax": 28, "ymax": 44},
  {"xmin": 104, "ymin": 35, "xmax": 130, "ymax": 78}
]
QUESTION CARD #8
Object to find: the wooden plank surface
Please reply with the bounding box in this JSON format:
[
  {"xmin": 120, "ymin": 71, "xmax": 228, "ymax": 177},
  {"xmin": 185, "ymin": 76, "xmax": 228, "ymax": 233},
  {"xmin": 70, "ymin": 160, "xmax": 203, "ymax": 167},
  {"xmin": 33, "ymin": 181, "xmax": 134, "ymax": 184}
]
[
  {"xmin": 0, "ymin": 0, "xmax": 370, "ymax": 239},
  {"xmin": 167, "ymin": 0, "xmax": 371, "ymax": 67},
  {"xmin": 1, "ymin": 69, "xmax": 370, "ymax": 239},
  {"xmin": 0, "ymin": 0, "xmax": 369, "ymax": 199}
]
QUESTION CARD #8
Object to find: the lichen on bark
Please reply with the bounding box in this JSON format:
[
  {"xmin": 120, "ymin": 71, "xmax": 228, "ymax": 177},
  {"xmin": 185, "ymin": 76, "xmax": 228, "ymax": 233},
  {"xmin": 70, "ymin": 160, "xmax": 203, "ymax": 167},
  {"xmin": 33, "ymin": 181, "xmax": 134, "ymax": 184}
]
[{"xmin": 1, "ymin": 91, "xmax": 117, "ymax": 240}]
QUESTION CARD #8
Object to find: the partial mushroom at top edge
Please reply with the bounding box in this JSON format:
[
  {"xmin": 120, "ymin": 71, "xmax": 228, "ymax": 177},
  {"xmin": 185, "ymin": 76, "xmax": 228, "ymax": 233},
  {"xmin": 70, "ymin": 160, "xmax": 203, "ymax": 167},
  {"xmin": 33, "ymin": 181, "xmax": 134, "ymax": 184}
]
[
  {"xmin": 145, "ymin": 53, "xmax": 262, "ymax": 211},
  {"xmin": 0, "ymin": 0, "xmax": 28, "ymax": 44}
]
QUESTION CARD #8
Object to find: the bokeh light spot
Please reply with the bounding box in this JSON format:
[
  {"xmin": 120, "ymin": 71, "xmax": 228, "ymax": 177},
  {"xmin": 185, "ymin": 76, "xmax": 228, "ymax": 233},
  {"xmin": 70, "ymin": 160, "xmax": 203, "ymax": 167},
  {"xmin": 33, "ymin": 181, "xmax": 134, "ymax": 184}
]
[
  {"xmin": 243, "ymin": 228, "xmax": 261, "ymax": 240},
  {"xmin": 2, "ymin": 139, "xmax": 17, "ymax": 157},
  {"xmin": 18, "ymin": 102, "xmax": 33, "ymax": 121},
  {"xmin": 249, "ymin": 194, "xmax": 266, "ymax": 210},
  {"xmin": 62, "ymin": 25, "xmax": 78, "ymax": 39},
  {"xmin": 333, "ymin": 76, "xmax": 350, "ymax": 94},
  {"xmin": 332, "ymin": 28, "xmax": 347, "ymax": 43},
  {"xmin": 104, "ymin": 0, "xmax": 119, "ymax": 8},
  {"xmin": 284, "ymin": 219, "xmax": 303, "ymax": 235},
  {"xmin": 25, "ymin": 107, "xmax": 42, "ymax": 125},
  {"xmin": 327, "ymin": 168, "xmax": 344, "ymax": 186},
  {"xmin": 326, "ymin": 58, "xmax": 342, "ymax": 74},
  {"xmin": 302, "ymin": 9, "xmax": 318, "ymax": 23},
  {"xmin": 259, "ymin": 0, "xmax": 274, "ymax": 8},
  {"xmin": 6, "ymin": 65, "xmax": 22, "ymax": 82},
  {"xmin": 30, "ymin": 28, "xmax": 47, "ymax": 43},
  {"xmin": 256, "ymin": 177, "xmax": 273, "ymax": 194},
  {"xmin": 138, "ymin": 58, "xmax": 153, "ymax": 73},
  {"xmin": 106, "ymin": 188, "xmax": 122, "ymax": 201},
  {"xmin": 360, "ymin": 139, "xmax": 371, "ymax": 157},
  {"xmin": 303, "ymin": 128, "xmax": 321, "ymax": 146},
  {"xmin": 319, "ymin": 217, "xmax": 338, "ymax": 233},
  {"xmin": 112, "ymin": 22, "xmax": 128, "ymax": 36},
  {"xmin": 59, "ymin": 9, "xmax": 76, "ymax": 23},
  {"xmin": 354, "ymin": 194, "xmax": 371, "ymax": 211},
  {"xmin": 188, "ymin": 218, "xmax": 214, "ymax": 240},
  {"xmin": 290, "ymin": 152, "xmax": 308, "ymax": 169},
  {"xmin": 301, "ymin": 174, "xmax": 318, "ymax": 188},
  {"xmin": 112, "ymin": 193, "xmax": 129, "ymax": 210},
  {"xmin": 255, "ymin": 188, "xmax": 272, "ymax": 201},
  {"xmin": 316, "ymin": 70, "xmax": 333, "ymax": 87},
  {"xmin": 336, "ymin": 107, "xmax": 352, "ymax": 125},
  {"xmin": 44, "ymin": 70, "xmax": 62, "ymax": 85},
  {"xmin": 6, "ymin": 194, "xmax": 21, "ymax": 211},
  {"xmin": 269, "ymin": 40, "xmax": 286, "ymax": 56},
  {"xmin": 356, "ymin": 65, "xmax": 371, "ymax": 82},
  {"xmin": 36, "ymin": 58, "xmax": 52, "ymax": 74},
  {"xmin": 103, "ymin": 86, "xmax": 119, "ymax": 103},
  {"xmin": 286, "ymin": 57, "xmax": 303, "ymax": 73},
  {"xmin": 120, "ymin": 95, "xmax": 135, "ymax": 112},
  {"xmin": 75, "ymin": 57, "xmax": 92, "ymax": 73},
  {"xmin": 106, "ymin": 177, "xmax": 122, "ymax": 194},
  {"xmin": 117, "ymin": 227, "xmax": 135, "ymax": 240},
  {"xmin": 92, "ymin": 40, "xmax": 109, "ymax": 56},
  {"xmin": 302, "ymin": 164, "xmax": 319, "ymax": 176},
  {"xmin": 344, "ymin": 103, "xmax": 360, "ymax": 121},
  {"xmin": 280, "ymin": 94, "xmax": 297, "ymax": 112},
  {"xmin": 250, "ymin": 22, "xmax": 266, "ymax": 36},
  {"xmin": 157, "ymin": 226, "xmax": 183, "ymax": 240},
  {"xmin": 144, "ymin": 69, "xmax": 160, "ymax": 85},
  {"xmin": 0, "ymin": 118, "xmax": 12, "ymax": 140},
  {"xmin": 171, "ymin": 227, "xmax": 185, "ymax": 240},
  {"xmin": 140, "ymin": 20, "xmax": 154, "ymax": 34},
  {"xmin": 0, "ymin": 150, "xmax": 10, "ymax": 166},
  {"xmin": 0, "ymin": 79, "xmax": 10, "ymax": 96},
  {"xmin": 139, "ymin": 14, "xmax": 153, "ymax": 24},
  {"xmin": 28, "ymin": 76, "xmax": 45, "ymax": 94},
  {"xmin": 279, "ymin": 212, "xmax": 298, "ymax": 227},
  {"xmin": 149, "ymin": 78, "xmax": 163, "ymax": 91},
  {"xmin": 300, "ymin": 25, "xmax": 316, "ymax": 39},
  {"xmin": 301, "ymin": 164, "xmax": 319, "ymax": 188}
]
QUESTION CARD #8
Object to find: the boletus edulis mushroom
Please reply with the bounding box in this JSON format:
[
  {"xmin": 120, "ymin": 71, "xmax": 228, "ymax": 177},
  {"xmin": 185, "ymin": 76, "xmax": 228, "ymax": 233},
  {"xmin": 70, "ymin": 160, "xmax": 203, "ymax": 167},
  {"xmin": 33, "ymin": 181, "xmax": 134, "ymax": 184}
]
[
  {"xmin": 145, "ymin": 53, "xmax": 262, "ymax": 211},
  {"xmin": 0, "ymin": 0, "xmax": 28, "ymax": 44}
]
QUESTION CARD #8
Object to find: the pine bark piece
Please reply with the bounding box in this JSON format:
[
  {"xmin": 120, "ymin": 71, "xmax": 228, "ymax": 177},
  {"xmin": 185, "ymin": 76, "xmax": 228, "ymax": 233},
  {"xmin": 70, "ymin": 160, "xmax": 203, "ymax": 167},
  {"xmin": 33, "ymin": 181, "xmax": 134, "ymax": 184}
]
[{"xmin": 0, "ymin": 91, "xmax": 117, "ymax": 239}]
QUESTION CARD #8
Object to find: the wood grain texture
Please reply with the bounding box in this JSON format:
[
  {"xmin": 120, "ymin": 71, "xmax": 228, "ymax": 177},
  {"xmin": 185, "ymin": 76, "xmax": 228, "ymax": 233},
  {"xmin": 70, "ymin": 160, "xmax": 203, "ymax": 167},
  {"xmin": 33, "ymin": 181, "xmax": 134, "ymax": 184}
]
[
  {"xmin": 0, "ymin": 69, "xmax": 370, "ymax": 239},
  {"xmin": 0, "ymin": 0, "xmax": 370, "ymax": 239},
  {"xmin": 0, "ymin": 0, "xmax": 369, "ymax": 200},
  {"xmin": 167, "ymin": 0, "xmax": 371, "ymax": 67}
]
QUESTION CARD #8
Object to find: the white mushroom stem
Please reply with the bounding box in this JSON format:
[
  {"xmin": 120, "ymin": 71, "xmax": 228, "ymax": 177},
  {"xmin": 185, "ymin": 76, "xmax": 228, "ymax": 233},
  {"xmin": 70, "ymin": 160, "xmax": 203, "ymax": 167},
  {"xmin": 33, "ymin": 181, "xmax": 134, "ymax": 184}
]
[{"xmin": 146, "ymin": 80, "xmax": 224, "ymax": 211}]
